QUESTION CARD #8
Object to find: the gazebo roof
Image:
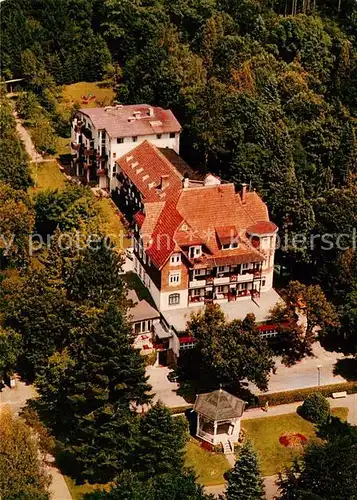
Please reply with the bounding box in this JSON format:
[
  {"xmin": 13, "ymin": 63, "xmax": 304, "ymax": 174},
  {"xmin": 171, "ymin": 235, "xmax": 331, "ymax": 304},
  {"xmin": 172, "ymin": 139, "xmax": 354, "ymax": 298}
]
[{"xmin": 193, "ymin": 389, "xmax": 246, "ymax": 422}]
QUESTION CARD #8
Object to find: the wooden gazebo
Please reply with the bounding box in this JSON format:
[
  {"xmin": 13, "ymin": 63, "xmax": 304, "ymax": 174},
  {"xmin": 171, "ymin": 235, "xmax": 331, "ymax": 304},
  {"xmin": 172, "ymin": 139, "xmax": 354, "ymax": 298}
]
[{"xmin": 193, "ymin": 389, "xmax": 246, "ymax": 450}]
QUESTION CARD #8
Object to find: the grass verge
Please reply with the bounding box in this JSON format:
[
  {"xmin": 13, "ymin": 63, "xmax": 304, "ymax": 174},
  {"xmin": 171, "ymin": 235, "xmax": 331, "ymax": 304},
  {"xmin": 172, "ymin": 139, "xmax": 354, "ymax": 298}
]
[
  {"xmin": 96, "ymin": 198, "xmax": 130, "ymax": 251},
  {"xmin": 64, "ymin": 476, "xmax": 109, "ymax": 500}
]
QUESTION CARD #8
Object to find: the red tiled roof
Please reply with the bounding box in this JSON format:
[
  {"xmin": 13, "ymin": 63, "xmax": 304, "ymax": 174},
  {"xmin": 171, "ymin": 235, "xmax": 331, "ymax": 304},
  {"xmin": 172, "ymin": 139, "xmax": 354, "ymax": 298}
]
[
  {"xmin": 121, "ymin": 146, "xmax": 276, "ymax": 269},
  {"xmin": 117, "ymin": 141, "xmax": 183, "ymax": 202},
  {"xmin": 79, "ymin": 104, "xmax": 181, "ymax": 138},
  {"xmin": 146, "ymin": 200, "xmax": 183, "ymax": 268},
  {"xmin": 247, "ymin": 221, "xmax": 278, "ymax": 235}
]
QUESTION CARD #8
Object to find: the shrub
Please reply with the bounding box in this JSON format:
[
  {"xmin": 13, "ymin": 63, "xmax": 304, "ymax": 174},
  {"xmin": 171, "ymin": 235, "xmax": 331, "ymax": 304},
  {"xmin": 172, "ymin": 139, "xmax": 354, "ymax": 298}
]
[{"xmin": 298, "ymin": 392, "xmax": 331, "ymax": 425}]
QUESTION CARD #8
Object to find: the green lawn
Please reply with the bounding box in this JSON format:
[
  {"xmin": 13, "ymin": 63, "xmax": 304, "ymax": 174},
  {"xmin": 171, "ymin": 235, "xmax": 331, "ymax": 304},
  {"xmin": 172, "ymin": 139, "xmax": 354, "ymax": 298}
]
[
  {"xmin": 58, "ymin": 81, "xmax": 115, "ymax": 121},
  {"xmin": 64, "ymin": 476, "xmax": 110, "ymax": 500},
  {"xmin": 29, "ymin": 160, "xmax": 66, "ymax": 192},
  {"xmin": 95, "ymin": 198, "xmax": 131, "ymax": 251},
  {"xmin": 242, "ymin": 407, "xmax": 349, "ymax": 476},
  {"xmin": 185, "ymin": 439, "xmax": 230, "ymax": 486}
]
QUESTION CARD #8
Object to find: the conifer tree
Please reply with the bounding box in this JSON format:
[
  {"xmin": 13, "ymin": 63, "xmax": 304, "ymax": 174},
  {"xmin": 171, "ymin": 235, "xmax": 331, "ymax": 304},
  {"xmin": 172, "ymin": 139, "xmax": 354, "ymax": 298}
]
[
  {"xmin": 37, "ymin": 303, "xmax": 151, "ymax": 482},
  {"xmin": 64, "ymin": 239, "xmax": 125, "ymax": 307},
  {"xmin": 134, "ymin": 402, "xmax": 188, "ymax": 478},
  {"xmin": 225, "ymin": 440, "xmax": 265, "ymax": 500}
]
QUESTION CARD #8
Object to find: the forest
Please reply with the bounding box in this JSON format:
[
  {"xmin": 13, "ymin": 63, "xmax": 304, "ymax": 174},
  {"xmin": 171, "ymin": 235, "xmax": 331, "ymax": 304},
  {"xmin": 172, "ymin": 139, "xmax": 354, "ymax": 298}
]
[
  {"xmin": 1, "ymin": 0, "xmax": 357, "ymax": 498},
  {"xmin": 2, "ymin": 0, "xmax": 357, "ymax": 346}
]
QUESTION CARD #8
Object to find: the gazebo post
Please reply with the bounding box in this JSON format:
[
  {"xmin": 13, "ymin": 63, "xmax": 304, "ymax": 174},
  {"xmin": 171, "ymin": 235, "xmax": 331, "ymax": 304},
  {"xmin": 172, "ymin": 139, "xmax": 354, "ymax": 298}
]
[
  {"xmin": 213, "ymin": 420, "xmax": 217, "ymax": 443},
  {"xmin": 196, "ymin": 413, "xmax": 200, "ymax": 437}
]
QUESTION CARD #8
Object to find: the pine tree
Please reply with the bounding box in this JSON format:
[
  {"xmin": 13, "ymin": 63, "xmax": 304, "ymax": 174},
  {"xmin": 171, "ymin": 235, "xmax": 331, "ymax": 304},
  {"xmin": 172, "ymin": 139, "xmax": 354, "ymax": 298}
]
[
  {"xmin": 134, "ymin": 402, "xmax": 188, "ymax": 479},
  {"xmin": 225, "ymin": 440, "xmax": 265, "ymax": 500},
  {"xmin": 37, "ymin": 303, "xmax": 151, "ymax": 482},
  {"xmin": 64, "ymin": 239, "xmax": 125, "ymax": 307}
]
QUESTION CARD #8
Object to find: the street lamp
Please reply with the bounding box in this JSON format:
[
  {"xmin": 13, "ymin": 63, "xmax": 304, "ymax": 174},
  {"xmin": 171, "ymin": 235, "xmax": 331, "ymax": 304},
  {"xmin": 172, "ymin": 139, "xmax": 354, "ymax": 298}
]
[{"xmin": 317, "ymin": 365, "xmax": 322, "ymax": 387}]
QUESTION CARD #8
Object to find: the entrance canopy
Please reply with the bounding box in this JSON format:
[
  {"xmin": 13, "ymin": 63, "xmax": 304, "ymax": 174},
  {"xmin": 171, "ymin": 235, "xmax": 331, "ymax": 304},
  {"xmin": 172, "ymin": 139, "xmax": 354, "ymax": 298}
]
[{"xmin": 193, "ymin": 389, "xmax": 245, "ymax": 422}]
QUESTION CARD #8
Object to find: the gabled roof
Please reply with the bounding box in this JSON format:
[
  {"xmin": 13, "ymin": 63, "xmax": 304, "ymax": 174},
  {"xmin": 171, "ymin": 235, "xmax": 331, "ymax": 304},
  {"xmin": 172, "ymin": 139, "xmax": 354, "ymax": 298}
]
[
  {"xmin": 193, "ymin": 389, "xmax": 246, "ymax": 421},
  {"xmin": 79, "ymin": 104, "xmax": 181, "ymax": 138},
  {"xmin": 117, "ymin": 141, "xmax": 183, "ymax": 202},
  {"xmin": 127, "ymin": 289, "xmax": 160, "ymax": 323},
  {"xmin": 146, "ymin": 201, "xmax": 183, "ymax": 269},
  {"xmin": 117, "ymin": 143, "xmax": 275, "ymax": 269}
]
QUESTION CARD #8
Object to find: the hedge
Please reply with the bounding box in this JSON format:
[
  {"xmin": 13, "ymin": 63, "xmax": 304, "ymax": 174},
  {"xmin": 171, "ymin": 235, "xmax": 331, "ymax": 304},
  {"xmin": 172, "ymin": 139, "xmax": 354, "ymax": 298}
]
[
  {"xmin": 169, "ymin": 404, "xmax": 193, "ymax": 415},
  {"xmin": 250, "ymin": 381, "xmax": 357, "ymax": 408}
]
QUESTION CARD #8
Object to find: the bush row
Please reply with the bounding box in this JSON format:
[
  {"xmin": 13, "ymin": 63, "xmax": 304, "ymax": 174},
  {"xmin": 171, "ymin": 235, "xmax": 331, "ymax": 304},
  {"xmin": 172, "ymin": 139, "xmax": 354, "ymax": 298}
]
[{"xmin": 250, "ymin": 381, "xmax": 357, "ymax": 408}]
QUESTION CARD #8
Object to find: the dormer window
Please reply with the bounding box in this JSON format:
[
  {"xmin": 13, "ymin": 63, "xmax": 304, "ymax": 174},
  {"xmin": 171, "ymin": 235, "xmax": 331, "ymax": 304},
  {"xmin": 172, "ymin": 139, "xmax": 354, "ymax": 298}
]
[
  {"xmin": 189, "ymin": 246, "xmax": 202, "ymax": 259},
  {"xmin": 222, "ymin": 242, "xmax": 239, "ymax": 250}
]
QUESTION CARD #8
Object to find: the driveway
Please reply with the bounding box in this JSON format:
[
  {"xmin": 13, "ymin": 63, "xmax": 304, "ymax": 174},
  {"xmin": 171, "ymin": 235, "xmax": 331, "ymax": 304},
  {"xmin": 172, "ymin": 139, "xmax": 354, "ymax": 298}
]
[{"xmin": 146, "ymin": 365, "xmax": 189, "ymax": 408}]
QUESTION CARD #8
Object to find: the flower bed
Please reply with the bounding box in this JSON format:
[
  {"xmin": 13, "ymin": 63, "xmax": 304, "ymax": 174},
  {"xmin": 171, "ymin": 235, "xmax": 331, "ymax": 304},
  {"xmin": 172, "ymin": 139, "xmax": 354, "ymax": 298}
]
[{"xmin": 279, "ymin": 432, "xmax": 308, "ymax": 448}]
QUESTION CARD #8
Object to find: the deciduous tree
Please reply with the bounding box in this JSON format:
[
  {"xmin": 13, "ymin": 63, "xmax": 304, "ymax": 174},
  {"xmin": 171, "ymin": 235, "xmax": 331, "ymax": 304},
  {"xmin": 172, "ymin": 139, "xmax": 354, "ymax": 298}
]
[{"xmin": 0, "ymin": 407, "xmax": 51, "ymax": 499}]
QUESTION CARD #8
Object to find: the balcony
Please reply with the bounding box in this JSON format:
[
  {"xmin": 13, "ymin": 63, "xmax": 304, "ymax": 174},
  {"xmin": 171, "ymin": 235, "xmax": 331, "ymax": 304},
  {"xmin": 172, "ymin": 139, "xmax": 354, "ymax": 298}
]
[
  {"xmin": 189, "ymin": 279, "xmax": 207, "ymax": 288},
  {"xmin": 214, "ymin": 276, "xmax": 230, "ymax": 285}
]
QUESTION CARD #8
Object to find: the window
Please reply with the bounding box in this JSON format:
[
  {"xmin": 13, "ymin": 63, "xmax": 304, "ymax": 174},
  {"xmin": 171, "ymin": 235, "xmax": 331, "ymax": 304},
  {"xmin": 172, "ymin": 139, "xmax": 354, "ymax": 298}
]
[
  {"xmin": 132, "ymin": 136, "xmax": 138, "ymax": 142},
  {"xmin": 169, "ymin": 293, "xmax": 180, "ymax": 305},
  {"xmin": 169, "ymin": 132, "xmax": 176, "ymax": 139},
  {"xmin": 242, "ymin": 263, "xmax": 250, "ymax": 271},
  {"xmin": 113, "ymin": 153, "xmax": 116, "ymax": 159},
  {"xmin": 262, "ymin": 279, "xmax": 266, "ymax": 287},
  {"xmin": 189, "ymin": 246, "xmax": 202, "ymax": 259},
  {"xmin": 222, "ymin": 241, "xmax": 239, "ymax": 250},
  {"xmin": 170, "ymin": 253, "xmax": 181, "ymax": 265},
  {"xmin": 113, "ymin": 165, "xmax": 117, "ymax": 174},
  {"xmin": 218, "ymin": 265, "xmax": 230, "ymax": 273},
  {"xmin": 191, "ymin": 288, "xmax": 205, "ymax": 297},
  {"xmin": 156, "ymin": 133, "xmax": 162, "ymax": 139},
  {"xmin": 169, "ymin": 271, "xmax": 181, "ymax": 285},
  {"xmin": 134, "ymin": 320, "xmax": 152, "ymax": 335},
  {"xmin": 117, "ymin": 137, "xmax": 124, "ymax": 144}
]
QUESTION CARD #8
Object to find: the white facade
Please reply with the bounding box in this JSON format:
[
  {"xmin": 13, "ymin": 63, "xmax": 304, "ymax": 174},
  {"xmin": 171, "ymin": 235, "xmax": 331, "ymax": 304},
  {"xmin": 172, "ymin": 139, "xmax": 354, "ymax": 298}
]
[{"xmin": 71, "ymin": 112, "xmax": 180, "ymax": 190}]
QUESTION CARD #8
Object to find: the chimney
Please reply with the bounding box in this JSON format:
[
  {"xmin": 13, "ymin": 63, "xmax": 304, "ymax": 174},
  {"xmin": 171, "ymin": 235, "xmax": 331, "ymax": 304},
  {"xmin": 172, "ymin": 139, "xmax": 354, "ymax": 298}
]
[
  {"xmin": 241, "ymin": 183, "xmax": 248, "ymax": 204},
  {"xmin": 182, "ymin": 172, "xmax": 189, "ymax": 188},
  {"xmin": 160, "ymin": 175, "xmax": 169, "ymax": 190},
  {"xmin": 147, "ymin": 106, "xmax": 154, "ymax": 117}
]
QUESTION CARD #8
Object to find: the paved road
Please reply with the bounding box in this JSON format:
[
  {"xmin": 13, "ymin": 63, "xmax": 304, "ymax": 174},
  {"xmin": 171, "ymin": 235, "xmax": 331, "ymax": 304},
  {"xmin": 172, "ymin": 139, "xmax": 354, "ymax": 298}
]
[{"xmin": 252, "ymin": 343, "xmax": 349, "ymax": 395}]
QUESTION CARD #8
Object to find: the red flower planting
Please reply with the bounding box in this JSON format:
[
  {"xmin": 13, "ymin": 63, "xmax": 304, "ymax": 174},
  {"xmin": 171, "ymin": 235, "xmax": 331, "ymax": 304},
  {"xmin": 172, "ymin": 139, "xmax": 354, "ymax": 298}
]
[{"xmin": 279, "ymin": 433, "xmax": 308, "ymax": 448}]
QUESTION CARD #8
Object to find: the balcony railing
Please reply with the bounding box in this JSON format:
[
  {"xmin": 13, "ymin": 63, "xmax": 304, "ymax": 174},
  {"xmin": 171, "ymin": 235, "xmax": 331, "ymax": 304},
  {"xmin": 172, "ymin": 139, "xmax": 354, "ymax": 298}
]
[
  {"xmin": 189, "ymin": 279, "xmax": 207, "ymax": 288},
  {"xmin": 214, "ymin": 276, "xmax": 230, "ymax": 285}
]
